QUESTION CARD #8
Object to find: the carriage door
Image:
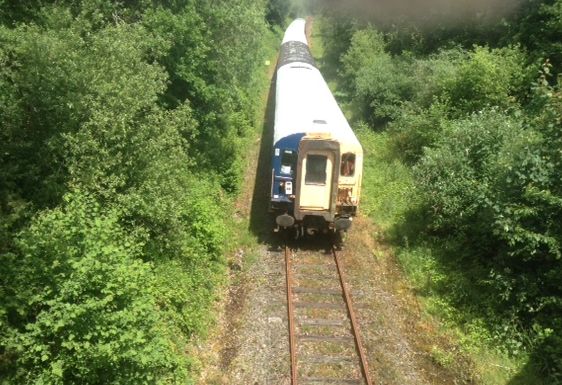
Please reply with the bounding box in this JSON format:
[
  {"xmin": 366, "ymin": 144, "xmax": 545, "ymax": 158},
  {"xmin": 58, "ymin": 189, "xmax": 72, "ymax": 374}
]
[{"xmin": 299, "ymin": 151, "xmax": 335, "ymax": 210}]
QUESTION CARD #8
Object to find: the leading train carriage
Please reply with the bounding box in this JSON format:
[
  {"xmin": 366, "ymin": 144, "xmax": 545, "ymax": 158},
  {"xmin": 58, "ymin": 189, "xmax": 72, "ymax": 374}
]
[{"xmin": 271, "ymin": 19, "xmax": 363, "ymax": 236}]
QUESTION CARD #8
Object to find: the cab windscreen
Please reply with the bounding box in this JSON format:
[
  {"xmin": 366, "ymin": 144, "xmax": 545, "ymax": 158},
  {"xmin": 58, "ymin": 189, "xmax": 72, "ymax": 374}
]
[{"xmin": 305, "ymin": 154, "xmax": 327, "ymax": 184}]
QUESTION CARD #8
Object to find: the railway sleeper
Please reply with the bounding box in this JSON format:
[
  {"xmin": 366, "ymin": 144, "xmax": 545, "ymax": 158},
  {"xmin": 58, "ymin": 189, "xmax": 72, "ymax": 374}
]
[
  {"xmin": 300, "ymin": 377, "xmax": 362, "ymax": 384},
  {"xmin": 295, "ymin": 301, "xmax": 368, "ymax": 310},
  {"xmin": 298, "ymin": 318, "xmax": 346, "ymax": 327},
  {"xmin": 299, "ymin": 326, "xmax": 354, "ymax": 338},
  {"xmin": 295, "ymin": 302, "xmax": 345, "ymax": 309},
  {"xmin": 293, "ymin": 287, "xmax": 342, "ymax": 295},
  {"xmin": 297, "ymin": 335, "xmax": 354, "ymax": 343},
  {"xmin": 294, "ymin": 272, "xmax": 339, "ymax": 281},
  {"xmin": 294, "ymin": 264, "xmax": 336, "ymax": 270},
  {"xmin": 305, "ymin": 355, "xmax": 357, "ymax": 364}
]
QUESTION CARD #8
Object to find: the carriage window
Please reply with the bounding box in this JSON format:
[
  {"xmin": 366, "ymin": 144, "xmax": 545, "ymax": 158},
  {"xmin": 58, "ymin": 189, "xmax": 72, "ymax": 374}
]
[
  {"xmin": 281, "ymin": 150, "xmax": 296, "ymax": 174},
  {"xmin": 340, "ymin": 153, "xmax": 355, "ymax": 177},
  {"xmin": 305, "ymin": 154, "xmax": 327, "ymax": 184}
]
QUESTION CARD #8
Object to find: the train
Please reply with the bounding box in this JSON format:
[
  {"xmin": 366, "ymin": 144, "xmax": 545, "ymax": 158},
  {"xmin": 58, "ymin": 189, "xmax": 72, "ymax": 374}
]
[{"xmin": 270, "ymin": 18, "xmax": 363, "ymax": 237}]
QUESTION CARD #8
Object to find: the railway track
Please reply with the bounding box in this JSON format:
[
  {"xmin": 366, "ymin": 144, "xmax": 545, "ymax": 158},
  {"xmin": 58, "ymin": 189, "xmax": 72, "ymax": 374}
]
[{"xmin": 285, "ymin": 238, "xmax": 373, "ymax": 385}]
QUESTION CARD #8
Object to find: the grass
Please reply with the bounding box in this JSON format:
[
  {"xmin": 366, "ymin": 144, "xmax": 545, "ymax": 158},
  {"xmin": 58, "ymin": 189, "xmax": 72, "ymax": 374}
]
[
  {"xmin": 224, "ymin": 25, "xmax": 281, "ymax": 258},
  {"xmin": 356, "ymin": 127, "xmax": 417, "ymax": 231},
  {"xmin": 309, "ymin": 16, "xmax": 546, "ymax": 385}
]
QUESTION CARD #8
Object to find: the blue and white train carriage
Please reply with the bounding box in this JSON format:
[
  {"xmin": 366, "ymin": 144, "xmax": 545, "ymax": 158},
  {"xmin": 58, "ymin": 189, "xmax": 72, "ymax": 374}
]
[{"xmin": 271, "ymin": 19, "xmax": 363, "ymax": 236}]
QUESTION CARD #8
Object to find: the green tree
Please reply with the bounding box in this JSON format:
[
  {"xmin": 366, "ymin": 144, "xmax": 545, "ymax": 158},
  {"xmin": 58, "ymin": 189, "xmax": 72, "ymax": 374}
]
[
  {"xmin": 512, "ymin": 0, "xmax": 562, "ymax": 74},
  {"xmin": 266, "ymin": 0, "xmax": 290, "ymax": 26},
  {"xmin": 342, "ymin": 27, "xmax": 414, "ymax": 123}
]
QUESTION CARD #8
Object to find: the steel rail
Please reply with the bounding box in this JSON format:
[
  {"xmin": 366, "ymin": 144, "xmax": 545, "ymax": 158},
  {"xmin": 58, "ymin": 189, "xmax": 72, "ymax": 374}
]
[
  {"xmin": 285, "ymin": 243, "xmax": 298, "ymax": 385},
  {"xmin": 332, "ymin": 246, "xmax": 374, "ymax": 385}
]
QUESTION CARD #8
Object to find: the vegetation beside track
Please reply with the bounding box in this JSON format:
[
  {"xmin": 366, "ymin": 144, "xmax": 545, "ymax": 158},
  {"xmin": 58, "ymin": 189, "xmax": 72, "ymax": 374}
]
[
  {"xmin": 0, "ymin": 1, "xmax": 287, "ymax": 384},
  {"xmin": 310, "ymin": 3, "xmax": 561, "ymax": 383}
]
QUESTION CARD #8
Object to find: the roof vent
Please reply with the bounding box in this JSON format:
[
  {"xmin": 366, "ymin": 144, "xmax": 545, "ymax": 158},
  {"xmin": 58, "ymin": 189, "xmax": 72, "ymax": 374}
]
[{"xmin": 313, "ymin": 119, "xmax": 327, "ymax": 124}]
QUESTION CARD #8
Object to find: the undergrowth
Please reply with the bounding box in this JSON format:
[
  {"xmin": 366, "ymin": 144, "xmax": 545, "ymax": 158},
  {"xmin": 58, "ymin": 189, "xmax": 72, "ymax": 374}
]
[{"xmin": 358, "ymin": 127, "xmax": 546, "ymax": 385}]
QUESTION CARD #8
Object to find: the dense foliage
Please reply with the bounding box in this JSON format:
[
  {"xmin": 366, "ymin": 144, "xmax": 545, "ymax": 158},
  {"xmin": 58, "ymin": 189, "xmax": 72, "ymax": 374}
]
[
  {"xmin": 0, "ymin": 0, "xmax": 280, "ymax": 383},
  {"xmin": 320, "ymin": 0, "xmax": 562, "ymax": 382}
]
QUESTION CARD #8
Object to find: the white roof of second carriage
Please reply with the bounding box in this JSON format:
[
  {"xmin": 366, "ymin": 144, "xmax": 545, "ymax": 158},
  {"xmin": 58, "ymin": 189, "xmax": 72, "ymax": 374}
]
[
  {"xmin": 274, "ymin": 19, "xmax": 361, "ymax": 149},
  {"xmin": 282, "ymin": 18, "xmax": 308, "ymax": 44}
]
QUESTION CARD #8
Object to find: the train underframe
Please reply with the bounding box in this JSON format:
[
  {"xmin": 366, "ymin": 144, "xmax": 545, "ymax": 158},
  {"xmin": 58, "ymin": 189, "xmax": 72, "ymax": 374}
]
[{"xmin": 272, "ymin": 202, "xmax": 356, "ymax": 240}]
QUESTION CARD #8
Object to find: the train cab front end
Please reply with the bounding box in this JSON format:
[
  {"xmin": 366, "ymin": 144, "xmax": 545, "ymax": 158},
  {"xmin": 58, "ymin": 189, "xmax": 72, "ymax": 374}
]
[
  {"xmin": 272, "ymin": 132, "xmax": 362, "ymax": 238},
  {"xmin": 293, "ymin": 134, "xmax": 362, "ymax": 236},
  {"xmin": 292, "ymin": 133, "xmax": 339, "ymax": 235}
]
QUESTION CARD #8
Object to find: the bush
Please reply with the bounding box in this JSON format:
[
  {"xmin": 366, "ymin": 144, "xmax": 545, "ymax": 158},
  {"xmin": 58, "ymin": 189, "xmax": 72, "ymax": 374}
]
[
  {"xmin": 442, "ymin": 45, "xmax": 527, "ymax": 114},
  {"xmin": 409, "ymin": 47, "xmax": 466, "ymax": 108},
  {"xmin": 340, "ymin": 26, "xmax": 528, "ymax": 126},
  {"xmin": 0, "ymin": 1, "xmax": 270, "ymax": 382},
  {"xmin": 389, "ymin": 100, "xmax": 452, "ymax": 163},
  {"xmin": 333, "ymin": 9, "xmax": 561, "ymax": 383},
  {"xmin": 341, "ymin": 27, "xmax": 386, "ymax": 83},
  {"xmin": 1, "ymin": 193, "xmax": 189, "ymax": 384},
  {"xmin": 342, "ymin": 27, "xmax": 414, "ymax": 124},
  {"xmin": 415, "ymin": 109, "xmax": 523, "ymax": 234},
  {"xmin": 512, "ymin": 0, "xmax": 562, "ymax": 75},
  {"xmin": 414, "ymin": 97, "xmax": 562, "ymax": 378}
]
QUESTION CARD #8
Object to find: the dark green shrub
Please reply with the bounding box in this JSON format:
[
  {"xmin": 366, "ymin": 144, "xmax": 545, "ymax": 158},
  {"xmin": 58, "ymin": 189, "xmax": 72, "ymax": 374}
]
[
  {"xmin": 442, "ymin": 45, "xmax": 527, "ymax": 114},
  {"xmin": 409, "ymin": 47, "xmax": 466, "ymax": 108},
  {"xmin": 415, "ymin": 90, "xmax": 562, "ymax": 378},
  {"xmin": 266, "ymin": 0, "xmax": 290, "ymax": 26},
  {"xmin": 342, "ymin": 27, "xmax": 414, "ymax": 123},
  {"xmin": 491, "ymin": 69, "xmax": 562, "ymax": 379},
  {"xmin": 0, "ymin": 1, "xmax": 270, "ymax": 383},
  {"xmin": 415, "ymin": 109, "xmax": 523, "ymax": 233},
  {"xmin": 332, "ymin": 7, "xmax": 561, "ymax": 382},
  {"xmin": 341, "ymin": 27, "xmax": 386, "ymax": 83},
  {"xmin": 1, "ymin": 193, "xmax": 188, "ymax": 384},
  {"xmin": 512, "ymin": 0, "xmax": 562, "ymax": 75},
  {"xmin": 389, "ymin": 101, "xmax": 452, "ymax": 163}
]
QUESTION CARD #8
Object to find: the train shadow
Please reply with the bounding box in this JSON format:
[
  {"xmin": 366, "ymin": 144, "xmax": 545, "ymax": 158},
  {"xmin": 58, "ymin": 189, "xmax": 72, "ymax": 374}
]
[
  {"xmin": 286, "ymin": 232, "xmax": 336, "ymax": 254},
  {"xmin": 249, "ymin": 68, "xmax": 277, "ymax": 246}
]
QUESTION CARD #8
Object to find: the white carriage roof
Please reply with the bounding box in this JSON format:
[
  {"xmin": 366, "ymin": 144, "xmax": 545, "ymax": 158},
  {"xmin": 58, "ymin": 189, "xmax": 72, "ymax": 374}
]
[
  {"xmin": 282, "ymin": 18, "xmax": 307, "ymax": 45},
  {"xmin": 274, "ymin": 20, "xmax": 361, "ymax": 149}
]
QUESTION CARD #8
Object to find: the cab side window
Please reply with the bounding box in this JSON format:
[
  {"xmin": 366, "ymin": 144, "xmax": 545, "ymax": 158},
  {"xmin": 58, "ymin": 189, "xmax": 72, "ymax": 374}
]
[{"xmin": 340, "ymin": 153, "xmax": 355, "ymax": 177}]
